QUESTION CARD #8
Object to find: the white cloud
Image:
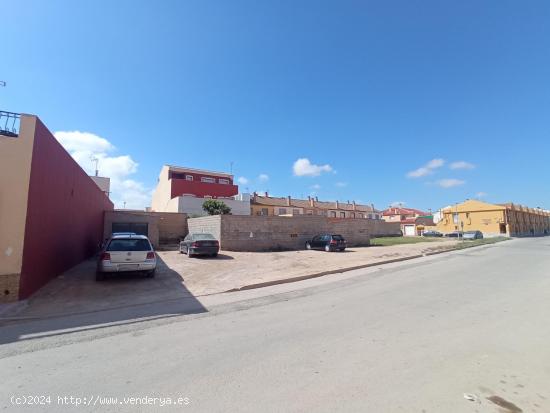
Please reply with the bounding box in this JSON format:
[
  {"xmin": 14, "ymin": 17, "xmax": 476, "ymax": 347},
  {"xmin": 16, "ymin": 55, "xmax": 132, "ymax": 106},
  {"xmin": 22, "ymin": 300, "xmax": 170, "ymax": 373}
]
[
  {"xmin": 257, "ymin": 174, "xmax": 269, "ymax": 182},
  {"xmin": 390, "ymin": 201, "xmax": 406, "ymax": 207},
  {"xmin": 237, "ymin": 176, "xmax": 249, "ymax": 185},
  {"xmin": 311, "ymin": 184, "xmax": 321, "ymax": 190},
  {"xmin": 437, "ymin": 179, "xmax": 465, "ymax": 188},
  {"xmin": 450, "ymin": 161, "xmax": 475, "ymax": 170},
  {"xmin": 335, "ymin": 182, "xmax": 348, "ymax": 187},
  {"xmin": 407, "ymin": 158, "xmax": 445, "ymax": 178},
  {"xmin": 293, "ymin": 158, "xmax": 333, "ymax": 177},
  {"xmin": 476, "ymin": 191, "xmax": 488, "ymax": 198},
  {"xmin": 54, "ymin": 130, "xmax": 150, "ymax": 209}
]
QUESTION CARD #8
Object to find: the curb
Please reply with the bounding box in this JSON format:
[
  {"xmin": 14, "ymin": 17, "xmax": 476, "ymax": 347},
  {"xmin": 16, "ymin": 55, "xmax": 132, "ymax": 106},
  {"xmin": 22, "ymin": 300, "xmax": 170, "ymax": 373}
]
[{"xmin": 224, "ymin": 240, "xmax": 509, "ymax": 293}]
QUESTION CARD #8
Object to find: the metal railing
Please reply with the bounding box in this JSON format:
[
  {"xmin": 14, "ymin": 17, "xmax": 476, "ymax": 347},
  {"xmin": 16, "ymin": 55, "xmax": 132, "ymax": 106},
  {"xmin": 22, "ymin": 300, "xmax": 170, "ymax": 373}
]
[{"xmin": 0, "ymin": 111, "xmax": 21, "ymax": 137}]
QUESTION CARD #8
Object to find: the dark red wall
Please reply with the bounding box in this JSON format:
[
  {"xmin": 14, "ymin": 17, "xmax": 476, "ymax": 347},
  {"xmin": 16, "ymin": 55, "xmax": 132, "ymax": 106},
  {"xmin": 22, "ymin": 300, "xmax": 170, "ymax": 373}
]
[
  {"xmin": 19, "ymin": 118, "xmax": 114, "ymax": 299},
  {"xmin": 170, "ymin": 178, "xmax": 239, "ymax": 199}
]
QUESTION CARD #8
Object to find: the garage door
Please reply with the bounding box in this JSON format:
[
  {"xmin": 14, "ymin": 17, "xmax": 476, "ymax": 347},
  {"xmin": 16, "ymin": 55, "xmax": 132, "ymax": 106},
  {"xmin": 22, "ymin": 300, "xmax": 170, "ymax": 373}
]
[
  {"xmin": 112, "ymin": 222, "xmax": 148, "ymax": 236},
  {"xmin": 403, "ymin": 225, "xmax": 416, "ymax": 236}
]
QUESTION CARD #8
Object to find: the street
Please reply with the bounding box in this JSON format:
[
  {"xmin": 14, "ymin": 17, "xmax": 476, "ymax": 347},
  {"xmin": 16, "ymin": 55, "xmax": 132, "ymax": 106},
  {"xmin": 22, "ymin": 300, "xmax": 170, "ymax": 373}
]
[{"xmin": 1, "ymin": 238, "xmax": 550, "ymax": 413}]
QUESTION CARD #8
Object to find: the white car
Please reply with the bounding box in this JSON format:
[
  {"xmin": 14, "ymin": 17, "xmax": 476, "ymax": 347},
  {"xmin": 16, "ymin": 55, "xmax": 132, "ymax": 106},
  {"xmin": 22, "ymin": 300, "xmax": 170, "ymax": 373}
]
[{"xmin": 97, "ymin": 234, "xmax": 157, "ymax": 281}]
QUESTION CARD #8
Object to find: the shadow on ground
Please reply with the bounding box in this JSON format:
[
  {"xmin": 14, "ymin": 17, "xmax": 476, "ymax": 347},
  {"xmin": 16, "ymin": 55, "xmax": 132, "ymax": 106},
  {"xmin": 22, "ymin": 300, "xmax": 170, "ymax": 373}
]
[{"xmin": 0, "ymin": 256, "xmax": 207, "ymax": 345}]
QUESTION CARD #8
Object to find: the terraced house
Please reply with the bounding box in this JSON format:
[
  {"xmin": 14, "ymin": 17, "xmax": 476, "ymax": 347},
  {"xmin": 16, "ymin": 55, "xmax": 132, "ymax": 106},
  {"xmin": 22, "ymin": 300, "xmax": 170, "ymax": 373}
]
[
  {"xmin": 435, "ymin": 199, "xmax": 550, "ymax": 237},
  {"xmin": 250, "ymin": 194, "xmax": 381, "ymax": 219}
]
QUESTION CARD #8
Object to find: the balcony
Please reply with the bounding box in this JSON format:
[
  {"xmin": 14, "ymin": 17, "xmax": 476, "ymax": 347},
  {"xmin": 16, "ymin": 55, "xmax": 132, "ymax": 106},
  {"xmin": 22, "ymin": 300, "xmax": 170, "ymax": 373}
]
[
  {"xmin": 0, "ymin": 111, "xmax": 20, "ymax": 137},
  {"xmin": 170, "ymin": 178, "xmax": 239, "ymax": 199}
]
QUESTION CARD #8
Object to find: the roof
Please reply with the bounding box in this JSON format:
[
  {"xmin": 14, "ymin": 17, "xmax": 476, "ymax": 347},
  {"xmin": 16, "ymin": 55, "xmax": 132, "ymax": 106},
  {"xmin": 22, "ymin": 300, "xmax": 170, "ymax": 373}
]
[
  {"xmin": 165, "ymin": 164, "xmax": 233, "ymax": 178},
  {"xmin": 110, "ymin": 234, "xmax": 149, "ymax": 240},
  {"xmin": 382, "ymin": 207, "xmax": 428, "ymax": 216},
  {"xmin": 252, "ymin": 195, "xmax": 378, "ymax": 212}
]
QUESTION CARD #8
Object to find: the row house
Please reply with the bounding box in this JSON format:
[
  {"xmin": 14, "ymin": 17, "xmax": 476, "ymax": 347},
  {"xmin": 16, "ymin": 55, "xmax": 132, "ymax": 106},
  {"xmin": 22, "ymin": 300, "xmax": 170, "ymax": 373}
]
[{"xmin": 251, "ymin": 194, "xmax": 381, "ymax": 219}]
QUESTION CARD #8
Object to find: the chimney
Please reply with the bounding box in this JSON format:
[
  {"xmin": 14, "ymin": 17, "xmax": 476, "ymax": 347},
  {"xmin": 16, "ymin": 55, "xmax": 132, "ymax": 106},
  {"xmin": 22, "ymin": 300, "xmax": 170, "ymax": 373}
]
[
  {"xmin": 287, "ymin": 195, "xmax": 291, "ymax": 206},
  {"xmin": 352, "ymin": 201, "xmax": 356, "ymax": 211},
  {"xmin": 371, "ymin": 203, "xmax": 375, "ymax": 212},
  {"xmin": 335, "ymin": 200, "xmax": 339, "ymax": 209},
  {"xmin": 310, "ymin": 197, "xmax": 314, "ymax": 207},
  {"xmin": 315, "ymin": 196, "xmax": 318, "ymax": 202},
  {"xmin": 265, "ymin": 191, "xmax": 269, "ymax": 197}
]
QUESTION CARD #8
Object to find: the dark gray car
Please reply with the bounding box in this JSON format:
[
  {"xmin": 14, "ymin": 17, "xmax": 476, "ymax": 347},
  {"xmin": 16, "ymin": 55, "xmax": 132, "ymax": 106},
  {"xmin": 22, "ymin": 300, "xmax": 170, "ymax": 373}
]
[
  {"xmin": 180, "ymin": 233, "xmax": 220, "ymax": 257},
  {"xmin": 305, "ymin": 234, "xmax": 347, "ymax": 252}
]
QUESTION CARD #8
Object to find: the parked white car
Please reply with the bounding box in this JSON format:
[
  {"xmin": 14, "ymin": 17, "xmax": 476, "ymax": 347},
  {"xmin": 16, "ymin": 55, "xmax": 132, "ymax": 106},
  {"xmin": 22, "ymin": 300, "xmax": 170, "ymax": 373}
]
[{"xmin": 97, "ymin": 234, "xmax": 157, "ymax": 281}]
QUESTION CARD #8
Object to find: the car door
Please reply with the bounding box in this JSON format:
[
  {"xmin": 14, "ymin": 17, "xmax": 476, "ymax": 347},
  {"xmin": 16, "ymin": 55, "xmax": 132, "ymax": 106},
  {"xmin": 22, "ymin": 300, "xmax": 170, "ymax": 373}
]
[
  {"xmin": 311, "ymin": 236, "xmax": 321, "ymax": 249},
  {"xmin": 183, "ymin": 234, "xmax": 193, "ymax": 251}
]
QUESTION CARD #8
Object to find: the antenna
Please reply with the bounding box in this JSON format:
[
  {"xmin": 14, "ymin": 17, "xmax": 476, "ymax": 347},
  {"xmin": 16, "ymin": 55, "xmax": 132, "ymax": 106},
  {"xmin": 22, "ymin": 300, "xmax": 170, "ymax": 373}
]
[
  {"xmin": 230, "ymin": 161, "xmax": 234, "ymax": 174},
  {"xmin": 90, "ymin": 155, "xmax": 99, "ymax": 176}
]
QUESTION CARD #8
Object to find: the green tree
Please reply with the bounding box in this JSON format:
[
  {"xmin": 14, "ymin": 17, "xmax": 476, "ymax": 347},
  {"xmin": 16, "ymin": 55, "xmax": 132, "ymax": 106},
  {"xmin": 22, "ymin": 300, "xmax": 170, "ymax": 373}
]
[{"xmin": 202, "ymin": 199, "xmax": 232, "ymax": 215}]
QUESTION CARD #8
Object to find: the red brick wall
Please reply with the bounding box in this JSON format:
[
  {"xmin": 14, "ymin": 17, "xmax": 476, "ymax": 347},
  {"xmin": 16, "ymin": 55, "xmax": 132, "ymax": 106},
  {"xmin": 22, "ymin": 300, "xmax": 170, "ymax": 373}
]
[{"xmin": 18, "ymin": 118, "xmax": 114, "ymax": 299}]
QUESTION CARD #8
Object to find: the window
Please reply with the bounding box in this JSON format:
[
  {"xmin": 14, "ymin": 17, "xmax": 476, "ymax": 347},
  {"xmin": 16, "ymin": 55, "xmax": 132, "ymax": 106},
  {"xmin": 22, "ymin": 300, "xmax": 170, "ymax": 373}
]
[
  {"xmin": 340, "ymin": 212, "xmax": 346, "ymax": 218},
  {"xmin": 107, "ymin": 239, "xmax": 152, "ymax": 252},
  {"xmin": 453, "ymin": 213, "xmax": 459, "ymax": 224},
  {"xmin": 201, "ymin": 177, "xmax": 216, "ymax": 183},
  {"xmin": 185, "ymin": 175, "xmax": 193, "ymax": 181},
  {"xmin": 292, "ymin": 209, "xmax": 300, "ymax": 215},
  {"xmin": 358, "ymin": 213, "xmax": 364, "ymax": 219},
  {"xmin": 351, "ymin": 213, "xmax": 355, "ymax": 219},
  {"xmin": 306, "ymin": 210, "xmax": 313, "ymax": 215},
  {"xmin": 278, "ymin": 208, "xmax": 287, "ymax": 215},
  {"xmin": 330, "ymin": 211, "xmax": 337, "ymax": 218},
  {"xmin": 219, "ymin": 178, "xmax": 229, "ymax": 184},
  {"xmin": 261, "ymin": 208, "xmax": 268, "ymax": 216}
]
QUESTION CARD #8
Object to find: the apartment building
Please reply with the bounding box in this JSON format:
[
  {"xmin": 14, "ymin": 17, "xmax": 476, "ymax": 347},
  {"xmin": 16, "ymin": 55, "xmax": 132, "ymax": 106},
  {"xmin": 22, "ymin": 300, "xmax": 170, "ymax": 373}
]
[
  {"xmin": 436, "ymin": 199, "xmax": 550, "ymax": 237},
  {"xmin": 151, "ymin": 165, "xmax": 250, "ymax": 215},
  {"xmin": 382, "ymin": 207, "xmax": 434, "ymax": 236}
]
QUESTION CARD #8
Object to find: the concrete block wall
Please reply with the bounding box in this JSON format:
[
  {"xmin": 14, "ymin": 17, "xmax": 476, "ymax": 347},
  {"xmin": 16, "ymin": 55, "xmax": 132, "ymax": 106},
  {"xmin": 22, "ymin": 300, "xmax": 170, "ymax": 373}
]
[{"xmin": 188, "ymin": 215, "xmax": 401, "ymax": 251}]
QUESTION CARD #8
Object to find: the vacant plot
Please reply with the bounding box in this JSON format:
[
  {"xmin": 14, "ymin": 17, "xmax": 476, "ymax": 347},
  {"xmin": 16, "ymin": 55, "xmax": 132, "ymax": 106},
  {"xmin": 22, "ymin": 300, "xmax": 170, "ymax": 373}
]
[{"xmin": 370, "ymin": 236, "xmax": 440, "ymax": 246}]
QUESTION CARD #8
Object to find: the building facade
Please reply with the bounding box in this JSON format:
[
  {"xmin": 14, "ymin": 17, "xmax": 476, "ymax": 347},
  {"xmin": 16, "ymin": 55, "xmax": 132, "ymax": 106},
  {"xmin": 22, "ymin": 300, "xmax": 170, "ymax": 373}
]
[
  {"xmin": 382, "ymin": 207, "xmax": 434, "ymax": 236},
  {"xmin": 250, "ymin": 194, "xmax": 381, "ymax": 219},
  {"xmin": 0, "ymin": 113, "xmax": 113, "ymax": 302},
  {"xmin": 435, "ymin": 199, "xmax": 550, "ymax": 237},
  {"xmin": 151, "ymin": 165, "xmax": 250, "ymax": 216}
]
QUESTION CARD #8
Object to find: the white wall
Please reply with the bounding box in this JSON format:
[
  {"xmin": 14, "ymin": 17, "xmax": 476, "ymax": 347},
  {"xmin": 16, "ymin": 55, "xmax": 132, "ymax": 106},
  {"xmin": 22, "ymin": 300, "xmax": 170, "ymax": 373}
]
[{"xmin": 177, "ymin": 196, "xmax": 250, "ymax": 216}]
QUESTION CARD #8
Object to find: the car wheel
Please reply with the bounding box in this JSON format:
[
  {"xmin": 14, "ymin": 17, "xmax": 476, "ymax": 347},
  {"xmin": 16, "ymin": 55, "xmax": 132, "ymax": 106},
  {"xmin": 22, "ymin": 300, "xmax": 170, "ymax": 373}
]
[
  {"xmin": 325, "ymin": 245, "xmax": 331, "ymax": 252},
  {"xmin": 146, "ymin": 269, "xmax": 156, "ymax": 278},
  {"xmin": 212, "ymin": 253, "xmax": 218, "ymax": 258},
  {"xmin": 187, "ymin": 250, "xmax": 193, "ymax": 258},
  {"xmin": 305, "ymin": 242, "xmax": 312, "ymax": 250},
  {"xmin": 96, "ymin": 271, "xmax": 105, "ymax": 281},
  {"xmin": 179, "ymin": 247, "xmax": 184, "ymax": 254}
]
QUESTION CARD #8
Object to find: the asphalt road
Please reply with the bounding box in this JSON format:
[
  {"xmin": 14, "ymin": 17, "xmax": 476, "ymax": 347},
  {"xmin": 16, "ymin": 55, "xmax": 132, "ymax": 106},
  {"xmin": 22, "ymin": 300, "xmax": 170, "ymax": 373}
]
[{"xmin": 1, "ymin": 238, "xmax": 550, "ymax": 413}]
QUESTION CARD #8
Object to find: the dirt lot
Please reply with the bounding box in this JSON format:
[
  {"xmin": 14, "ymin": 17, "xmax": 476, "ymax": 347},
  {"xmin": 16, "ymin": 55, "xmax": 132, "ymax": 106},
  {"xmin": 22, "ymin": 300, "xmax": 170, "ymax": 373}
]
[{"xmin": 4, "ymin": 239, "xmax": 459, "ymax": 319}]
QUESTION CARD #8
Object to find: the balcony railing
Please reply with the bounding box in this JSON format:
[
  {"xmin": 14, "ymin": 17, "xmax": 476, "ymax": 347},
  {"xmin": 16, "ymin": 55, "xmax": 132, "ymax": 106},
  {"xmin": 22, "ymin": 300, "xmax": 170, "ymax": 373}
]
[{"xmin": 0, "ymin": 111, "xmax": 21, "ymax": 137}]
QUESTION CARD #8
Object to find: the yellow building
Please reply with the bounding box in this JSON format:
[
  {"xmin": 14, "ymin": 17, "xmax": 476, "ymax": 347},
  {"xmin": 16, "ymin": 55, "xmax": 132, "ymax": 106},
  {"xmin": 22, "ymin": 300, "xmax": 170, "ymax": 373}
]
[{"xmin": 435, "ymin": 199, "xmax": 550, "ymax": 237}]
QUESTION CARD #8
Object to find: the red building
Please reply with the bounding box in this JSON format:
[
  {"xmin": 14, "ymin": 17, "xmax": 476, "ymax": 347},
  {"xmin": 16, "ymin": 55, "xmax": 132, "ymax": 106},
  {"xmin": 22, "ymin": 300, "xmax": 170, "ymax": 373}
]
[
  {"xmin": 382, "ymin": 207, "xmax": 434, "ymax": 236},
  {"xmin": 151, "ymin": 165, "xmax": 250, "ymax": 215},
  {"xmin": 0, "ymin": 113, "xmax": 114, "ymax": 302}
]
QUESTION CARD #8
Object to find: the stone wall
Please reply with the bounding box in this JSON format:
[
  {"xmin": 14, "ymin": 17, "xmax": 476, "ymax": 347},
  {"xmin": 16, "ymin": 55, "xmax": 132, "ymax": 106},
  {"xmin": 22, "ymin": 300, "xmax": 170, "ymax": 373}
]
[{"xmin": 188, "ymin": 215, "xmax": 401, "ymax": 251}]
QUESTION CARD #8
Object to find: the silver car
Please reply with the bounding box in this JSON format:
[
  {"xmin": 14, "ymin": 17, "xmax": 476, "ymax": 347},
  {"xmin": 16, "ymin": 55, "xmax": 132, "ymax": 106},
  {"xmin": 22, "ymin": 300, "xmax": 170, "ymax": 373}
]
[
  {"xmin": 462, "ymin": 230, "xmax": 483, "ymax": 240},
  {"xmin": 97, "ymin": 234, "xmax": 157, "ymax": 281}
]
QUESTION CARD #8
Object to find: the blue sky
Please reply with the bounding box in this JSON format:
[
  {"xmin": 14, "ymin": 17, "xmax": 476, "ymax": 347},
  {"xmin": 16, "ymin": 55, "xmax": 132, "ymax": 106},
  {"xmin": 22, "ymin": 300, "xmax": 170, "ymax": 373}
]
[{"xmin": 3, "ymin": 0, "xmax": 550, "ymax": 210}]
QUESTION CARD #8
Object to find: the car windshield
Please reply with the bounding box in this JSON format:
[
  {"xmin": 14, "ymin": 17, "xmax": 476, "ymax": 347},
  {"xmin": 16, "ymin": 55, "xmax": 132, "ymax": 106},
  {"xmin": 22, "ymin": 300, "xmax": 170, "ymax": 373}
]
[
  {"xmin": 464, "ymin": 231, "xmax": 477, "ymax": 235},
  {"xmin": 107, "ymin": 238, "xmax": 151, "ymax": 251},
  {"xmin": 192, "ymin": 233, "xmax": 216, "ymax": 240}
]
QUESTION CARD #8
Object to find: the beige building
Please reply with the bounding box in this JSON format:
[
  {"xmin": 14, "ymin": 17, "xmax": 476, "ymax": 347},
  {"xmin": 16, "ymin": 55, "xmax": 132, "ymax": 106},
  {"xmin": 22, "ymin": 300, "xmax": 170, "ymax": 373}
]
[
  {"xmin": 251, "ymin": 194, "xmax": 381, "ymax": 219},
  {"xmin": 435, "ymin": 199, "xmax": 550, "ymax": 237}
]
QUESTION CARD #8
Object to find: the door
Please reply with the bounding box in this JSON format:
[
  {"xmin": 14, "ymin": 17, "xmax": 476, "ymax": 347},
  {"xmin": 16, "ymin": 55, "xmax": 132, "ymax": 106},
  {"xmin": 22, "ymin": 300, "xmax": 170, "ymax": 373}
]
[
  {"xmin": 403, "ymin": 225, "xmax": 416, "ymax": 236},
  {"xmin": 112, "ymin": 222, "xmax": 149, "ymax": 236}
]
